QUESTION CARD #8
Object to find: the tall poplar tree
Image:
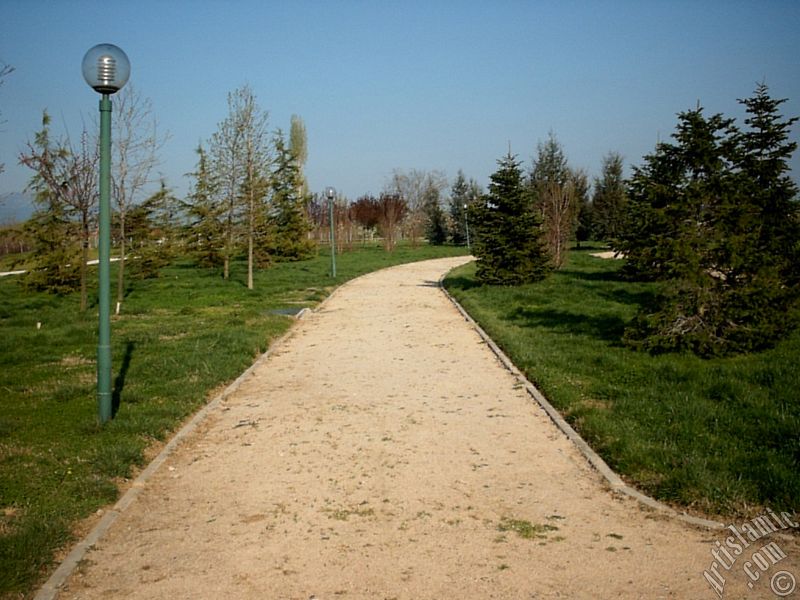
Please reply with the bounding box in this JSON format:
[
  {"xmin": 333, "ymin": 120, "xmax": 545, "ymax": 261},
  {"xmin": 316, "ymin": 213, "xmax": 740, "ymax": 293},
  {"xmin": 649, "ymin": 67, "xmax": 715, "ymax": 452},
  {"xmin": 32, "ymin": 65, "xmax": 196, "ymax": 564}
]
[{"xmin": 289, "ymin": 114, "xmax": 308, "ymax": 198}]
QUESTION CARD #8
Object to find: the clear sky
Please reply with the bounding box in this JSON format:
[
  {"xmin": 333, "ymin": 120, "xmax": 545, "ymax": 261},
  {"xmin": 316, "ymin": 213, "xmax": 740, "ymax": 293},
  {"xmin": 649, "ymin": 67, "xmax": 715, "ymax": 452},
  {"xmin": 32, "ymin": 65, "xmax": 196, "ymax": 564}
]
[{"xmin": 1, "ymin": 0, "xmax": 799, "ymax": 206}]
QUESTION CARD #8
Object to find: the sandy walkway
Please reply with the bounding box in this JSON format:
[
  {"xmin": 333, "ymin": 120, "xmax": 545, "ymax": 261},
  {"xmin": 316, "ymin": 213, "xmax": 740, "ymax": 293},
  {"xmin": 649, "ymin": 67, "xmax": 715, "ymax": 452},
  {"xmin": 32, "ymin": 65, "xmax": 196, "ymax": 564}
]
[{"xmin": 55, "ymin": 257, "xmax": 798, "ymax": 599}]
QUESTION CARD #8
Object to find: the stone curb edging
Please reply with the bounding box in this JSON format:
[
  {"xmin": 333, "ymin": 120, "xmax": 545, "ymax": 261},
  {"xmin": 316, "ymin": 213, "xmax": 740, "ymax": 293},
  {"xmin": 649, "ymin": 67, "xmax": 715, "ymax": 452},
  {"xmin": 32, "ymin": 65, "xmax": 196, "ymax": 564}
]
[
  {"xmin": 31, "ymin": 260, "xmax": 435, "ymax": 600},
  {"xmin": 437, "ymin": 266, "xmax": 726, "ymax": 532},
  {"xmin": 34, "ymin": 257, "xmax": 729, "ymax": 599},
  {"xmin": 33, "ymin": 304, "xmax": 323, "ymax": 600}
]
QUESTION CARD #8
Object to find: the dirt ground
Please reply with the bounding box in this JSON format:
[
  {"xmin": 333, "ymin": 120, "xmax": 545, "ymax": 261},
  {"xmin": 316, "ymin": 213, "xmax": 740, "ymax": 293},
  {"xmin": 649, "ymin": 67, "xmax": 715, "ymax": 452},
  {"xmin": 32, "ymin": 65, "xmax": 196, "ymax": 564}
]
[{"xmin": 54, "ymin": 257, "xmax": 798, "ymax": 600}]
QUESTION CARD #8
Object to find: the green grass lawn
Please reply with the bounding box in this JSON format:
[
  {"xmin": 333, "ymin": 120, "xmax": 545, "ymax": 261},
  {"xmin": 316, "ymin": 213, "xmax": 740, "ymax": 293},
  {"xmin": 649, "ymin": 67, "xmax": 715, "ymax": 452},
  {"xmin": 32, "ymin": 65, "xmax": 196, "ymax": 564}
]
[
  {"xmin": 444, "ymin": 246, "xmax": 799, "ymax": 520},
  {"xmin": 0, "ymin": 243, "xmax": 466, "ymax": 599}
]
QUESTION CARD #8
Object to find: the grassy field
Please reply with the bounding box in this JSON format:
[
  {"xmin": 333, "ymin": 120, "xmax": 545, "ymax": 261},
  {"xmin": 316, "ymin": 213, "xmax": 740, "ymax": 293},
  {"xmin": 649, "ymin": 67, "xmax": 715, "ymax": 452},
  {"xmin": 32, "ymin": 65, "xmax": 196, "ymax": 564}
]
[
  {"xmin": 0, "ymin": 243, "xmax": 466, "ymax": 599},
  {"xmin": 444, "ymin": 246, "xmax": 799, "ymax": 519}
]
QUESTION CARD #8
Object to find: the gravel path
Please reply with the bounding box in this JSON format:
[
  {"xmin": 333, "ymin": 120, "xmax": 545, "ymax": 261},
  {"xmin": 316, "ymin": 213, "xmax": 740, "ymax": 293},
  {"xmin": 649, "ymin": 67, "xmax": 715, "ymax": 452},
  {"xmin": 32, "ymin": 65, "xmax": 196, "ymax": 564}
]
[{"xmin": 54, "ymin": 257, "xmax": 798, "ymax": 599}]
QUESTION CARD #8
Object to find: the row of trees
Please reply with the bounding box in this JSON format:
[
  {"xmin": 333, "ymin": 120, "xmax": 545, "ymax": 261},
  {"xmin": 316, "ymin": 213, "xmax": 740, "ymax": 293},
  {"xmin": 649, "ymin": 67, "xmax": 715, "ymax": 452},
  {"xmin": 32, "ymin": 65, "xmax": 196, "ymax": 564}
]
[
  {"xmin": 18, "ymin": 85, "xmax": 168, "ymax": 312},
  {"xmin": 15, "ymin": 78, "xmax": 485, "ymax": 313},
  {"xmin": 17, "ymin": 84, "xmax": 317, "ymax": 310},
  {"xmin": 301, "ymin": 168, "xmax": 482, "ymax": 251},
  {"xmin": 16, "ymin": 75, "xmax": 797, "ymax": 356},
  {"xmin": 471, "ymin": 133, "xmax": 594, "ymax": 285},
  {"xmin": 183, "ymin": 85, "xmax": 313, "ymax": 290},
  {"xmin": 304, "ymin": 191, "xmax": 408, "ymax": 252},
  {"xmin": 472, "ymin": 84, "xmax": 799, "ymax": 356}
]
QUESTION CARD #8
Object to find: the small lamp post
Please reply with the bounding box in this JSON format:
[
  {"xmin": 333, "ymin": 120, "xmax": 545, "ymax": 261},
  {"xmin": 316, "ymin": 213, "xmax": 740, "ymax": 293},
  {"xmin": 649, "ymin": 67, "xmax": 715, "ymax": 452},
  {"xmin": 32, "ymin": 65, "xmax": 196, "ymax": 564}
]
[
  {"xmin": 463, "ymin": 203, "xmax": 471, "ymax": 253},
  {"xmin": 325, "ymin": 186, "xmax": 336, "ymax": 277},
  {"xmin": 82, "ymin": 44, "xmax": 130, "ymax": 423}
]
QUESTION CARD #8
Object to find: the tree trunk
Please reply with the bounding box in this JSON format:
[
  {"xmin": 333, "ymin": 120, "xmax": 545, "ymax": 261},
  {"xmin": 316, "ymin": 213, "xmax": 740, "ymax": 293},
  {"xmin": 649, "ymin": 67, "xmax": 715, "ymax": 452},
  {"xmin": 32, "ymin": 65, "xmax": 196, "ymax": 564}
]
[
  {"xmin": 247, "ymin": 220, "xmax": 253, "ymax": 290},
  {"xmin": 80, "ymin": 210, "xmax": 89, "ymax": 312},
  {"xmin": 246, "ymin": 140, "xmax": 254, "ymax": 290},
  {"xmin": 116, "ymin": 212, "xmax": 126, "ymax": 311}
]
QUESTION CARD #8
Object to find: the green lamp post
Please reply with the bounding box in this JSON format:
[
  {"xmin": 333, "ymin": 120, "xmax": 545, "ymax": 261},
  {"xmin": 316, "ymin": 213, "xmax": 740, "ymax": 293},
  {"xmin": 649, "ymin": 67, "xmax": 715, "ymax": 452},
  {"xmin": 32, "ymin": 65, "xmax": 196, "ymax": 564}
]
[
  {"xmin": 325, "ymin": 186, "xmax": 336, "ymax": 278},
  {"xmin": 463, "ymin": 203, "xmax": 471, "ymax": 253},
  {"xmin": 82, "ymin": 44, "xmax": 130, "ymax": 423}
]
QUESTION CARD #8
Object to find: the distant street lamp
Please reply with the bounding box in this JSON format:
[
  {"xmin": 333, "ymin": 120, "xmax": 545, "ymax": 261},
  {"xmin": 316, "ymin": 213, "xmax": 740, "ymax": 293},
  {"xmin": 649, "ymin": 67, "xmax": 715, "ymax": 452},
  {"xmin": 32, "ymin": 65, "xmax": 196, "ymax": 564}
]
[
  {"xmin": 82, "ymin": 43, "xmax": 130, "ymax": 423},
  {"xmin": 325, "ymin": 186, "xmax": 336, "ymax": 277},
  {"xmin": 463, "ymin": 203, "xmax": 471, "ymax": 253}
]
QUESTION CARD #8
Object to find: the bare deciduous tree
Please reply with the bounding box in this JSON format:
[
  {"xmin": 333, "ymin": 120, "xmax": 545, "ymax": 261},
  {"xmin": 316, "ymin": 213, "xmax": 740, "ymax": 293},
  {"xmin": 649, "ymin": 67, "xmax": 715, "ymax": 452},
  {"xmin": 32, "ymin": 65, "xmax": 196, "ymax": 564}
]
[
  {"xmin": 538, "ymin": 179, "xmax": 575, "ymax": 269},
  {"xmin": 333, "ymin": 196, "xmax": 355, "ymax": 253},
  {"xmin": 209, "ymin": 85, "xmax": 269, "ymax": 286},
  {"xmin": 305, "ymin": 192, "xmax": 327, "ymax": 244},
  {"xmin": 112, "ymin": 85, "xmax": 168, "ymax": 311},
  {"xmin": 386, "ymin": 169, "xmax": 447, "ymax": 246},
  {"xmin": 377, "ymin": 193, "xmax": 408, "ymax": 251},
  {"xmin": 69, "ymin": 130, "xmax": 100, "ymax": 311},
  {"xmin": 241, "ymin": 98, "xmax": 269, "ymax": 289},
  {"xmin": 530, "ymin": 133, "xmax": 581, "ymax": 268}
]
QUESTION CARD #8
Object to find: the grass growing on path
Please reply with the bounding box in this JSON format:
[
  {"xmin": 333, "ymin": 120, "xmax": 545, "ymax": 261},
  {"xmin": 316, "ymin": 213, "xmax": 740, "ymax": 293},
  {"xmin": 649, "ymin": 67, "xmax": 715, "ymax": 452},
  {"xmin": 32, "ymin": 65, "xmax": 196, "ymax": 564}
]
[
  {"xmin": 444, "ymin": 248, "xmax": 799, "ymax": 519},
  {"xmin": 0, "ymin": 244, "xmax": 466, "ymax": 599}
]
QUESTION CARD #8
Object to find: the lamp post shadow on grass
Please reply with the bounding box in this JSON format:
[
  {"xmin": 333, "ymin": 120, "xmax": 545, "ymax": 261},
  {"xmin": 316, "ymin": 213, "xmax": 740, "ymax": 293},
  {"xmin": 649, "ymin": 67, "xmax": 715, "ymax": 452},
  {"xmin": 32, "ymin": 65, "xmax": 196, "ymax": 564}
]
[{"xmin": 111, "ymin": 341, "xmax": 135, "ymax": 418}]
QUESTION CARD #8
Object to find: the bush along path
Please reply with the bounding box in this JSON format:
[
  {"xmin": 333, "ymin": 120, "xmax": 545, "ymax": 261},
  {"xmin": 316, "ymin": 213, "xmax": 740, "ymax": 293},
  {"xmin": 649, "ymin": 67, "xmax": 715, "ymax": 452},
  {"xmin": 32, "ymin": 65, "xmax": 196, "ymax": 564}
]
[{"xmin": 48, "ymin": 257, "xmax": 799, "ymax": 599}]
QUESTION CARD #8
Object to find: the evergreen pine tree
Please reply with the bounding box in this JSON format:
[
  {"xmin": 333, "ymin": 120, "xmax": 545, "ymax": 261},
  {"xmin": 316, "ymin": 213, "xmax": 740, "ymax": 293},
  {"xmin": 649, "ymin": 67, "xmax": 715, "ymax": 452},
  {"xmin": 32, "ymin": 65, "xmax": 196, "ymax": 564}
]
[
  {"xmin": 424, "ymin": 186, "xmax": 447, "ymax": 245},
  {"xmin": 20, "ymin": 112, "xmax": 82, "ymax": 295},
  {"xmin": 447, "ymin": 171, "xmax": 481, "ymax": 246},
  {"xmin": 571, "ymin": 169, "xmax": 592, "ymax": 248},
  {"xmin": 245, "ymin": 167, "xmax": 272, "ymax": 269},
  {"xmin": 184, "ymin": 144, "xmax": 225, "ymax": 268},
  {"xmin": 575, "ymin": 198, "xmax": 594, "ymax": 247},
  {"xmin": 448, "ymin": 170, "xmax": 470, "ymax": 245},
  {"xmin": 593, "ymin": 152, "xmax": 628, "ymax": 242},
  {"xmin": 618, "ymin": 108, "xmax": 735, "ymax": 282},
  {"xmin": 733, "ymin": 83, "xmax": 800, "ymax": 287},
  {"xmin": 530, "ymin": 132, "xmax": 570, "ymax": 188},
  {"xmin": 267, "ymin": 131, "xmax": 314, "ymax": 261},
  {"xmin": 621, "ymin": 107, "xmax": 737, "ymax": 353},
  {"xmin": 128, "ymin": 181, "xmax": 178, "ymax": 279},
  {"xmin": 622, "ymin": 87, "xmax": 800, "ymax": 355},
  {"xmin": 716, "ymin": 83, "xmax": 800, "ymax": 350},
  {"xmin": 473, "ymin": 152, "xmax": 550, "ymax": 285},
  {"xmin": 23, "ymin": 195, "xmax": 81, "ymax": 294}
]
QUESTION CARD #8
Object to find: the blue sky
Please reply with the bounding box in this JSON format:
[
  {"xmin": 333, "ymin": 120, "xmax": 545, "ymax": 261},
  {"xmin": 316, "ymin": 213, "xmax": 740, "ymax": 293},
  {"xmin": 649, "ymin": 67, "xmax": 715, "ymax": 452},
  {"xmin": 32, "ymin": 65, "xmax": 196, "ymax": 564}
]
[{"xmin": 1, "ymin": 0, "xmax": 799, "ymax": 207}]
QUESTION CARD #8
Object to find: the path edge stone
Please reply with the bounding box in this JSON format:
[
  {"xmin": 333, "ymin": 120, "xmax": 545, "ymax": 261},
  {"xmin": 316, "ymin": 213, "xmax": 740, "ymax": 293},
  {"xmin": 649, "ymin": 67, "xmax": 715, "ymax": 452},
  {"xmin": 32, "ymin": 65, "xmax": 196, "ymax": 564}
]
[
  {"xmin": 33, "ymin": 310, "xmax": 330, "ymax": 599},
  {"xmin": 438, "ymin": 264, "xmax": 726, "ymax": 532},
  {"xmin": 31, "ymin": 261, "xmax": 444, "ymax": 600},
  {"xmin": 34, "ymin": 257, "xmax": 725, "ymax": 599}
]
